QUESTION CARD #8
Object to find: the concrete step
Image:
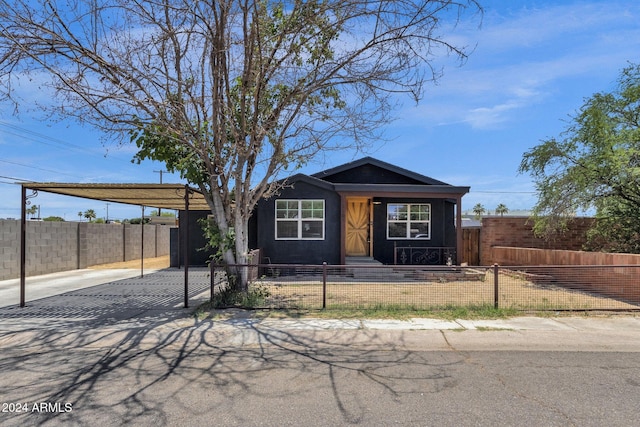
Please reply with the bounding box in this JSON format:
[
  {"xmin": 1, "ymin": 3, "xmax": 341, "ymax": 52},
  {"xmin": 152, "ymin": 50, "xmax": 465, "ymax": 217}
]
[{"xmin": 345, "ymin": 257, "xmax": 383, "ymax": 265}]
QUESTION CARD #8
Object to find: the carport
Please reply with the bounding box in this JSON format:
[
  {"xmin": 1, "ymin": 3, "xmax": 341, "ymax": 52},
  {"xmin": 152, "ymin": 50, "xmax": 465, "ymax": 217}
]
[{"xmin": 19, "ymin": 183, "xmax": 211, "ymax": 308}]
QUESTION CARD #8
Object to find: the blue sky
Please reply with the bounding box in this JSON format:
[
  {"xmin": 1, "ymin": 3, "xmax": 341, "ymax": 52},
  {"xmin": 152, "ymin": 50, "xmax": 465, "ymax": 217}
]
[{"xmin": 1, "ymin": 0, "xmax": 640, "ymax": 220}]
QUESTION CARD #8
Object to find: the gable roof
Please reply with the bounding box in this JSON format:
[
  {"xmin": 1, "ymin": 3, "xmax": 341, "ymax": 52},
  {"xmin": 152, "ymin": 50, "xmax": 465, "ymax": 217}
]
[
  {"xmin": 268, "ymin": 157, "xmax": 469, "ymax": 200},
  {"xmin": 311, "ymin": 156, "xmax": 449, "ymax": 186}
]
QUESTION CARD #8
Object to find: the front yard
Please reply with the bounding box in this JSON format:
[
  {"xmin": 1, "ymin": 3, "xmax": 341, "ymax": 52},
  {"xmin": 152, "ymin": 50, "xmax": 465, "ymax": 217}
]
[{"xmin": 249, "ymin": 269, "xmax": 638, "ymax": 311}]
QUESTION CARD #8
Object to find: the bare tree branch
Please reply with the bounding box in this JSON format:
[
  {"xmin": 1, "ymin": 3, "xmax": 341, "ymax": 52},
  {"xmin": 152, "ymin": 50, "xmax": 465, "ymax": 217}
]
[{"xmin": 0, "ymin": 0, "xmax": 482, "ymax": 288}]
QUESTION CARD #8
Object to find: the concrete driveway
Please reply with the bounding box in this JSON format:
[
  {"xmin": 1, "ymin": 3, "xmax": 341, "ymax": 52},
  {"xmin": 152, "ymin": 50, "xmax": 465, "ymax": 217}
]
[
  {"xmin": 0, "ymin": 268, "xmax": 211, "ymax": 330},
  {"xmin": 0, "ymin": 268, "xmax": 639, "ymax": 426},
  {"xmin": 1, "ymin": 268, "xmax": 163, "ymax": 309}
]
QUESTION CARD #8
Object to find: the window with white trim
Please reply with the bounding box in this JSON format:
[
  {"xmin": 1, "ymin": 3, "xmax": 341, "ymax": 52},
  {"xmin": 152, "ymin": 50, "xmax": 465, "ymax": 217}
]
[
  {"xmin": 275, "ymin": 200, "xmax": 325, "ymax": 240},
  {"xmin": 387, "ymin": 203, "xmax": 431, "ymax": 239}
]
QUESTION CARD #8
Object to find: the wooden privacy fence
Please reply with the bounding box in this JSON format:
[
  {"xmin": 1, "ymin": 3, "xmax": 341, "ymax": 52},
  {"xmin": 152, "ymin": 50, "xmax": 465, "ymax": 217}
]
[
  {"xmin": 490, "ymin": 246, "xmax": 640, "ymax": 266},
  {"xmin": 462, "ymin": 227, "xmax": 480, "ymax": 265}
]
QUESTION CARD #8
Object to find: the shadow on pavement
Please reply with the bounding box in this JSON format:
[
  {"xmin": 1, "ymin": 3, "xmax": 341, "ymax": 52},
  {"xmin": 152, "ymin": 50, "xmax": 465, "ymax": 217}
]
[
  {"xmin": 0, "ymin": 268, "xmax": 464, "ymax": 426},
  {"xmin": 0, "ymin": 268, "xmax": 211, "ymax": 330},
  {"xmin": 0, "ymin": 318, "xmax": 460, "ymax": 426}
]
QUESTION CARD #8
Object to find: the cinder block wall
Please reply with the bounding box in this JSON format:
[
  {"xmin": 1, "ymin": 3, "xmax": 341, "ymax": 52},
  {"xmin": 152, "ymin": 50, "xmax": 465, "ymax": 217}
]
[
  {"xmin": 0, "ymin": 219, "xmax": 20, "ymax": 280},
  {"xmin": 122, "ymin": 224, "xmax": 172, "ymax": 260},
  {"xmin": 0, "ymin": 220, "xmax": 80, "ymax": 278},
  {"xmin": 79, "ymin": 223, "xmax": 126, "ymax": 268},
  {"xmin": 0, "ymin": 220, "xmax": 172, "ymax": 280},
  {"xmin": 156, "ymin": 225, "xmax": 171, "ymax": 257},
  {"xmin": 27, "ymin": 221, "xmax": 79, "ymax": 276}
]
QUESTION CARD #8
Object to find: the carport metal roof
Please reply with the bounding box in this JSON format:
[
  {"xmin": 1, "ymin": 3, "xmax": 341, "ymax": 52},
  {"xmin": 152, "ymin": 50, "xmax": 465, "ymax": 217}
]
[
  {"xmin": 19, "ymin": 182, "xmax": 210, "ymax": 309},
  {"xmin": 20, "ymin": 182, "xmax": 210, "ymax": 211}
]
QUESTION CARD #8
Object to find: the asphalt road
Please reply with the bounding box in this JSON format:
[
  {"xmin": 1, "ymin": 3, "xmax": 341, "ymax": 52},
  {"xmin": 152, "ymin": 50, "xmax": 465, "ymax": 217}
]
[{"xmin": 1, "ymin": 317, "xmax": 640, "ymax": 427}]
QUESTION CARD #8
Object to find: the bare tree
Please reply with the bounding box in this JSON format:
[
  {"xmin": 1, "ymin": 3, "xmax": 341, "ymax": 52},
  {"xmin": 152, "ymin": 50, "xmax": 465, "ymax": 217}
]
[{"xmin": 0, "ymin": 0, "xmax": 482, "ymax": 290}]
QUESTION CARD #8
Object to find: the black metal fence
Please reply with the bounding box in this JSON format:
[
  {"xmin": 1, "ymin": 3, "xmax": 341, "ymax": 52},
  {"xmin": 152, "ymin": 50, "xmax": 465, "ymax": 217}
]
[
  {"xmin": 393, "ymin": 245, "xmax": 456, "ymax": 265},
  {"xmin": 210, "ymin": 263, "xmax": 640, "ymax": 311}
]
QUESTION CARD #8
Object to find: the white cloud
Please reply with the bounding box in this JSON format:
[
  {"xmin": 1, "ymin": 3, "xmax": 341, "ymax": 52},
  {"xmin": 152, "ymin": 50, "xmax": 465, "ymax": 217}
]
[
  {"xmin": 395, "ymin": 1, "xmax": 640, "ymax": 131},
  {"xmin": 465, "ymin": 101, "xmax": 521, "ymax": 129},
  {"xmin": 478, "ymin": 1, "xmax": 638, "ymax": 53}
]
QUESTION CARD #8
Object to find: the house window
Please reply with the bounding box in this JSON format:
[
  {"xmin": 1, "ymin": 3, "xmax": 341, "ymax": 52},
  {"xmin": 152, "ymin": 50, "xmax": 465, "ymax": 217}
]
[
  {"xmin": 387, "ymin": 203, "xmax": 431, "ymax": 239},
  {"xmin": 275, "ymin": 200, "xmax": 325, "ymax": 240}
]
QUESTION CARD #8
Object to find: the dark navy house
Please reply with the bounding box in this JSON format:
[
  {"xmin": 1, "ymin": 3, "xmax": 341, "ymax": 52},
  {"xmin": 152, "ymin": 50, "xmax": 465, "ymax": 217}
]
[{"xmin": 253, "ymin": 157, "xmax": 469, "ymax": 266}]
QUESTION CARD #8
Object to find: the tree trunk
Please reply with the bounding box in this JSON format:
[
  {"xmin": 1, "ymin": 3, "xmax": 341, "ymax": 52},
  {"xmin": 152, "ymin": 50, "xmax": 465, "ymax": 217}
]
[
  {"xmin": 204, "ymin": 185, "xmax": 242, "ymax": 290},
  {"xmin": 234, "ymin": 208, "xmax": 250, "ymax": 292}
]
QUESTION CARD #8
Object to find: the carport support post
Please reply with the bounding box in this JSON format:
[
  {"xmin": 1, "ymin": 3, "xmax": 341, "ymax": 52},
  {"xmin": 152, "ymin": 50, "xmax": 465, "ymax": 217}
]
[
  {"xmin": 20, "ymin": 185, "xmax": 26, "ymax": 307},
  {"xmin": 184, "ymin": 184, "xmax": 190, "ymax": 308},
  {"xmin": 456, "ymin": 195, "xmax": 463, "ymax": 265},
  {"xmin": 140, "ymin": 205, "xmax": 145, "ymax": 278}
]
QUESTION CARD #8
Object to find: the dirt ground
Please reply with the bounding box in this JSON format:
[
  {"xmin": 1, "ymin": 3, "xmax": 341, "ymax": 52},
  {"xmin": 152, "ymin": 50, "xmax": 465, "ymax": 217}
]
[
  {"xmin": 85, "ymin": 260, "xmax": 638, "ymax": 311},
  {"xmin": 254, "ymin": 271, "xmax": 639, "ymax": 311},
  {"xmin": 88, "ymin": 255, "xmax": 170, "ymax": 270}
]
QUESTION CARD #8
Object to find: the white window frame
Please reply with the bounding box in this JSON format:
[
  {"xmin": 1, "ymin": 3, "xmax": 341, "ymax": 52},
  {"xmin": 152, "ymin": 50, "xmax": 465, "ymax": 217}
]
[
  {"xmin": 386, "ymin": 203, "xmax": 431, "ymax": 240},
  {"xmin": 275, "ymin": 199, "xmax": 325, "ymax": 240}
]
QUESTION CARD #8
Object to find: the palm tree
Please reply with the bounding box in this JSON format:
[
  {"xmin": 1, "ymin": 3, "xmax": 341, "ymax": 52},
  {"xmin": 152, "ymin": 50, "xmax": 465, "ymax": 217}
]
[
  {"xmin": 26, "ymin": 205, "xmax": 38, "ymax": 218},
  {"xmin": 84, "ymin": 209, "xmax": 96, "ymax": 223},
  {"xmin": 495, "ymin": 203, "xmax": 509, "ymax": 217},
  {"xmin": 472, "ymin": 203, "xmax": 486, "ymax": 220},
  {"xmin": 77, "ymin": 211, "xmax": 83, "ymax": 221}
]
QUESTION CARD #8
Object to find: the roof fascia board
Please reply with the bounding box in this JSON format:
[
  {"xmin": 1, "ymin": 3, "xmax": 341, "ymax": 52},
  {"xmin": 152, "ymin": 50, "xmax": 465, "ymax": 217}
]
[{"xmin": 279, "ymin": 173, "xmax": 335, "ymax": 191}]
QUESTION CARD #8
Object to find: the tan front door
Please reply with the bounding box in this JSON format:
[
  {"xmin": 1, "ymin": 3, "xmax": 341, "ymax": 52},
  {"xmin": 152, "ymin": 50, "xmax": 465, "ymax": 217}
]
[{"xmin": 346, "ymin": 198, "xmax": 371, "ymax": 256}]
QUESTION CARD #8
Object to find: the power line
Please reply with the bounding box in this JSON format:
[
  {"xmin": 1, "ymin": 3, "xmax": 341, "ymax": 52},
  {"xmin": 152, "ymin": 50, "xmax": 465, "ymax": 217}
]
[
  {"xmin": 0, "ymin": 120, "xmax": 134, "ymax": 164},
  {"xmin": 0, "ymin": 121, "xmax": 180, "ymax": 184},
  {"xmin": 0, "ymin": 120, "xmax": 98, "ymax": 155},
  {"xmin": 0, "ymin": 174, "xmax": 30, "ymax": 182},
  {"xmin": 0, "ymin": 159, "xmax": 82, "ymax": 178},
  {"xmin": 0, "ymin": 120, "xmax": 136, "ymax": 180}
]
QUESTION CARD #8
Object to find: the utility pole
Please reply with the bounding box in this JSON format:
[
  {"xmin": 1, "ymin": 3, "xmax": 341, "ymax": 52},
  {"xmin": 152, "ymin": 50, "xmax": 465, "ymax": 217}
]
[
  {"xmin": 154, "ymin": 170, "xmax": 166, "ymax": 184},
  {"xmin": 154, "ymin": 170, "xmax": 167, "ymax": 216}
]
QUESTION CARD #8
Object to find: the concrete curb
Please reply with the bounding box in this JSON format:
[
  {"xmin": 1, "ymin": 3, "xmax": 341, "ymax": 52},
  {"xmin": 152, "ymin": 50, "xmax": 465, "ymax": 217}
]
[{"xmin": 203, "ymin": 315, "xmax": 640, "ymax": 332}]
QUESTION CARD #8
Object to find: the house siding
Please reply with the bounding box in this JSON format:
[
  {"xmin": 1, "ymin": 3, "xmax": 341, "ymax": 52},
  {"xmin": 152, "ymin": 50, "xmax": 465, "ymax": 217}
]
[
  {"xmin": 175, "ymin": 210, "xmax": 211, "ymax": 266},
  {"xmin": 256, "ymin": 181, "xmax": 341, "ymax": 264},
  {"xmin": 372, "ymin": 198, "xmax": 455, "ymax": 264},
  {"xmin": 178, "ymin": 158, "xmax": 468, "ymax": 267}
]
